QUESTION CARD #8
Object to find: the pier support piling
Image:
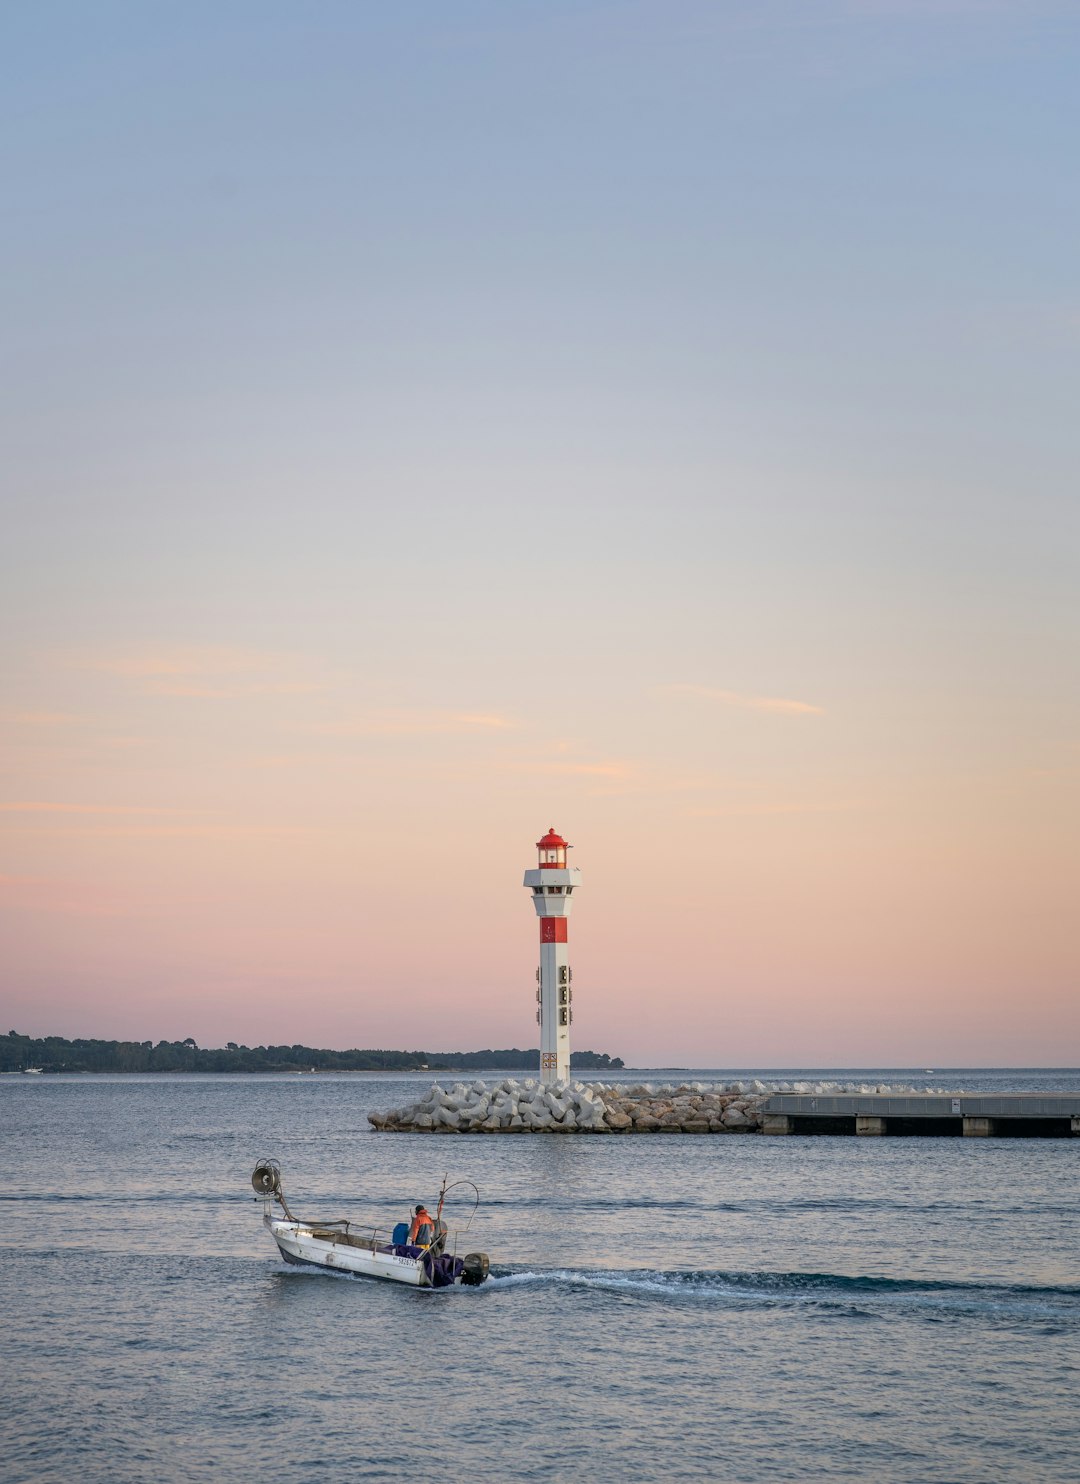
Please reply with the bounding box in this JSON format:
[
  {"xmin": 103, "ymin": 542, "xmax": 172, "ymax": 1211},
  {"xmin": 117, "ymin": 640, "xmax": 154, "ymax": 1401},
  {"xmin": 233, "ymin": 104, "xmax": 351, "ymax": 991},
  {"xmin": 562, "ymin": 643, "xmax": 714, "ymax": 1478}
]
[
  {"xmin": 856, "ymin": 1115, "xmax": 887, "ymax": 1136},
  {"xmin": 963, "ymin": 1116, "xmax": 996, "ymax": 1137},
  {"xmin": 762, "ymin": 1114, "xmax": 794, "ymax": 1135}
]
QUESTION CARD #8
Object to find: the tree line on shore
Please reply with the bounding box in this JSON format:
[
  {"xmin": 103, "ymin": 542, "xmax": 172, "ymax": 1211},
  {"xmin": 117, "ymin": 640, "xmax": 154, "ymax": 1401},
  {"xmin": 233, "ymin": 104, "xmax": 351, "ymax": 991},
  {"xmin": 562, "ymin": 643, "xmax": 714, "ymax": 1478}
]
[{"xmin": 1, "ymin": 1031, "xmax": 624, "ymax": 1075}]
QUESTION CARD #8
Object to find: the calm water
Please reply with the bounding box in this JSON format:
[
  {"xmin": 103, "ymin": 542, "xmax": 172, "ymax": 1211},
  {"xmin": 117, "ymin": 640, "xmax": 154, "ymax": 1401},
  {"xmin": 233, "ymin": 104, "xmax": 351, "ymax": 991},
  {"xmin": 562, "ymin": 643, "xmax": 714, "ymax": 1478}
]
[{"xmin": 2, "ymin": 1071, "xmax": 1078, "ymax": 1483}]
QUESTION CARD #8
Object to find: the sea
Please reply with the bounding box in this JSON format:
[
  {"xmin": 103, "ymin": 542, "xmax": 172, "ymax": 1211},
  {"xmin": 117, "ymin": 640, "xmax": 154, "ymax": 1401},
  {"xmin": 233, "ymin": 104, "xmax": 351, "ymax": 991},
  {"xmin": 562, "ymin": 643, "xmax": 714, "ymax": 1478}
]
[{"xmin": 2, "ymin": 1068, "xmax": 1078, "ymax": 1483}]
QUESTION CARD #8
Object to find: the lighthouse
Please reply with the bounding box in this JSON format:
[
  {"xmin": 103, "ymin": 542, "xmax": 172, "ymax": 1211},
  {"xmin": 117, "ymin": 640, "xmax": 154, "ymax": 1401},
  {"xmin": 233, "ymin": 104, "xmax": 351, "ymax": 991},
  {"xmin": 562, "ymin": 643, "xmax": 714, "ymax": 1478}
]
[{"xmin": 524, "ymin": 827, "xmax": 582, "ymax": 1085}]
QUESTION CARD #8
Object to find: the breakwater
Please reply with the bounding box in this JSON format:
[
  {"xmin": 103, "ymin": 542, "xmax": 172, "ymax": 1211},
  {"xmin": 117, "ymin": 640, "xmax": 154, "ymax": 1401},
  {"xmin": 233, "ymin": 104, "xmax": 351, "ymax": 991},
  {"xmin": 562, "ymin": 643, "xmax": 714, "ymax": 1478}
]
[
  {"xmin": 369, "ymin": 1078, "xmax": 770, "ymax": 1133},
  {"xmin": 368, "ymin": 1078, "xmax": 1080, "ymax": 1136}
]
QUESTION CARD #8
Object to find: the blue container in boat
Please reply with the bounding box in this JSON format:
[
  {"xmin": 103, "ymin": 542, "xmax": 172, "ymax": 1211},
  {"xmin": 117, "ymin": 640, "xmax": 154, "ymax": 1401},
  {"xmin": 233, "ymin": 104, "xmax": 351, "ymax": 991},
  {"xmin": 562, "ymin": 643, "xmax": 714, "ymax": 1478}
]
[{"xmin": 391, "ymin": 1222, "xmax": 410, "ymax": 1246}]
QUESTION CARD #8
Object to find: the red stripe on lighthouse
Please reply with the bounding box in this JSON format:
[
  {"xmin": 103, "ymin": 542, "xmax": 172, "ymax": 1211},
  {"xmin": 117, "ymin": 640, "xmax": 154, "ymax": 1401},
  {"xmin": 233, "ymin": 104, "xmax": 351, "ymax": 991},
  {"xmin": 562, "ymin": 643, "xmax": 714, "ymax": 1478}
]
[{"xmin": 540, "ymin": 918, "xmax": 567, "ymax": 943}]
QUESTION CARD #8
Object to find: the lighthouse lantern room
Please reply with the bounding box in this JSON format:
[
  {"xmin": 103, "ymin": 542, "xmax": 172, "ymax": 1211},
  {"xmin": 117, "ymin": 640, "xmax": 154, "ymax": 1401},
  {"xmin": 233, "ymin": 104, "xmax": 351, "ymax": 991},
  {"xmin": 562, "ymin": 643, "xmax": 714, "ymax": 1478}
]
[{"xmin": 523, "ymin": 827, "xmax": 583, "ymax": 1084}]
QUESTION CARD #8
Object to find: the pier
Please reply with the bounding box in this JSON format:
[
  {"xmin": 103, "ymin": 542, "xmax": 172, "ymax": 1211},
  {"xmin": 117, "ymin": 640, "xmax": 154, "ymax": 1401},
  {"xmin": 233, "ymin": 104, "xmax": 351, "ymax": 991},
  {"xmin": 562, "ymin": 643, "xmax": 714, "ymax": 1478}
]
[{"xmin": 762, "ymin": 1092, "xmax": 1080, "ymax": 1138}]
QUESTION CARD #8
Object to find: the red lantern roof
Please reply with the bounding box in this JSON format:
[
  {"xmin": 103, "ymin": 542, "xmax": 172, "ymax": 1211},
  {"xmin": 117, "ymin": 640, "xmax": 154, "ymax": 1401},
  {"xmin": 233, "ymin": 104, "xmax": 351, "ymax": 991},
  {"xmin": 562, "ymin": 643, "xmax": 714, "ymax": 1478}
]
[{"xmin": 536, "ymin": 827, "xmax": 568, "ymax": 849}]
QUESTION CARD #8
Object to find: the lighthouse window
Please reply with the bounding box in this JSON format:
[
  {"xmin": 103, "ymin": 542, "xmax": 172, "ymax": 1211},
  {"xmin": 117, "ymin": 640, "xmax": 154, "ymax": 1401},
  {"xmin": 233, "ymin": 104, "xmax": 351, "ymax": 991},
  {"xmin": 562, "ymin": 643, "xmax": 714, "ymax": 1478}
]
[
  {"xmin": 559, "ymin": 1007, "xmax": 569, "ymax": 1026},
  {"xmin": 551, "ymin": 886, "xmax": 562, "ymax": 894}
]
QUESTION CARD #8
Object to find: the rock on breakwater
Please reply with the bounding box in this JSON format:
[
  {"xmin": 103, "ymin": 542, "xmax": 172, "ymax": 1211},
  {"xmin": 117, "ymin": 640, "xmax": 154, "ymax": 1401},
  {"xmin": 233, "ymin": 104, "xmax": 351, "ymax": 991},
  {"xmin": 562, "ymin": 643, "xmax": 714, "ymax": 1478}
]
[{"xmin": 367, "ymin": 1078, "xmax": 768, "ymax": 1134}]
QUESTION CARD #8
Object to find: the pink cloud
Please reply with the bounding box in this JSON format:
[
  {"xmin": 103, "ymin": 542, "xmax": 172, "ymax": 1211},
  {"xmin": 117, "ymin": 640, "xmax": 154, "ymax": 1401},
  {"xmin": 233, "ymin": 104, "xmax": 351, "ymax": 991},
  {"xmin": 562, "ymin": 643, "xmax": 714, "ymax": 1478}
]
[
  {"xmin": 0, "ymin": 802, "xmax": 188, "ymax": 815},
  {"xmin": 72, "ymin": 645, "xmax": 328, "ymax": 699},
  {"xmin": 684, "ymin": 800, "xmax": 861, "ymax": 818},
  {"xmin": 0, "ymin": 873, "xmax": 129, "ymax": 918},
  {"xmin": 308, "ymin": 710, "xmax": 519, "ymax": 736},
  {"xmin": 89, "ymin": 645, "xmax": 289, "ymax": 678},
  {"xmin": 532, "ymin": 760, "xmax": 635, "ymax": 779},
  {"xmin": 11, "ymin": 712, "xmax": 80, "ymax": 726},
  {"xmin": 662, "ymin": 684, "xmax": 824, "ymax": 716}
]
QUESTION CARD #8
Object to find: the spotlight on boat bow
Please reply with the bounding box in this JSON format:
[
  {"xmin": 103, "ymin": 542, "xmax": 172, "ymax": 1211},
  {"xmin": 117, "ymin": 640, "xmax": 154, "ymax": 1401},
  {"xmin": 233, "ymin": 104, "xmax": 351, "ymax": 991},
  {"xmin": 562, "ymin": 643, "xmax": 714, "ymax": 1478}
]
[
  {"xmin": 251, "ymin": 1160, "xmax": 281, "ymax": 1197},
  {"xmin": 251, "ymin": 1159, "xmax": 297, "ymax": 1219}
]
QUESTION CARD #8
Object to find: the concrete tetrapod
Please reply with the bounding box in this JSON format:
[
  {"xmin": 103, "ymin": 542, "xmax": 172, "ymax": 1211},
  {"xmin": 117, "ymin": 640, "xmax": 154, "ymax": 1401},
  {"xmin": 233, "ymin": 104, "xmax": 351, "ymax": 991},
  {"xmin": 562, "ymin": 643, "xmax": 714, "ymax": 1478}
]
[{"xmin": 367, "ymin": 1079, "xmax": 769, "ymax": 1134}]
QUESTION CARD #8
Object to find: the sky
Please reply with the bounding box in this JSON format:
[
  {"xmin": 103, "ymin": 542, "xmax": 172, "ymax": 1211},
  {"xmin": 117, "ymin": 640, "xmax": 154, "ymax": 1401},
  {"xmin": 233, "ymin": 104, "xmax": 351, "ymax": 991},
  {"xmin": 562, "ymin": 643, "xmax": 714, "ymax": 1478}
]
[{"xmin": 2, "ymin": 0, "xmax": 1078, "ymax": 1066}]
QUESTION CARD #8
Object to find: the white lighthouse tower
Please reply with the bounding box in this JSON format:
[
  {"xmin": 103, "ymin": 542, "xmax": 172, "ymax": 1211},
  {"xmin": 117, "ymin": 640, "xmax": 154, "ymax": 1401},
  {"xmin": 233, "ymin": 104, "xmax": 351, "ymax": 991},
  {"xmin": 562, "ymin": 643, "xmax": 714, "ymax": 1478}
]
[{"xmin": 524, "ymin": 827, "xmax": 582, "ymax": 1085}]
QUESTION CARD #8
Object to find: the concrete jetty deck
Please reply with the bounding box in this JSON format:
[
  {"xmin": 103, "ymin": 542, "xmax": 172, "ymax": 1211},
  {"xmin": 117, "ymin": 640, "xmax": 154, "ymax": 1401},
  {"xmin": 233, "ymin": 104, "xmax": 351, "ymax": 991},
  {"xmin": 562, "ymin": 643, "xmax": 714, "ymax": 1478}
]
[{"xmin": 762, "ymin": 1092, "xmax": 1080, "ymax": 1137}]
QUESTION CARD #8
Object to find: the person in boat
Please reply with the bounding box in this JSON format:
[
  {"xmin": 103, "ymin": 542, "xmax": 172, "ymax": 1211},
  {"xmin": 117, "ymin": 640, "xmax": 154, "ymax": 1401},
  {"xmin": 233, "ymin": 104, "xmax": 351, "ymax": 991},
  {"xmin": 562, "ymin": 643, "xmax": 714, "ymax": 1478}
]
[{"xmin": 408, "ymin": 1204, "xmax": 435, "ymax": 1246}]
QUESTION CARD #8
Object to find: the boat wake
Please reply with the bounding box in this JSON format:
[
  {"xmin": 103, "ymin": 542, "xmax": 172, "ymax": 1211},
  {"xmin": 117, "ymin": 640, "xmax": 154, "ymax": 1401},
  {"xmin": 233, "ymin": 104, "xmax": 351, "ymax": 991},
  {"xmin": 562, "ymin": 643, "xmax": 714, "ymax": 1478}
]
[
  {"xmin": 482, "ymin": 1265, "xmax": 1080, "ymax": 1322},
  {"xmin": 268, "ymin": 1257, "xmax": 1079, "ymax": 1330}
]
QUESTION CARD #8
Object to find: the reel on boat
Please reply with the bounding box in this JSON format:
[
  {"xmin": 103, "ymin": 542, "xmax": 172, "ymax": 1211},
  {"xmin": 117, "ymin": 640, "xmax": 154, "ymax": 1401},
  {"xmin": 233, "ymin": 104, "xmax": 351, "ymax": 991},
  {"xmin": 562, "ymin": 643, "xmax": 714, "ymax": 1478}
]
[
  {"xmin": 251, "ymin": 1159, "xmax": 295, "ymax": 1219},
  {"xmin": 251, "ymin": 1159, "xmax": 282, "ymax": 1198}
]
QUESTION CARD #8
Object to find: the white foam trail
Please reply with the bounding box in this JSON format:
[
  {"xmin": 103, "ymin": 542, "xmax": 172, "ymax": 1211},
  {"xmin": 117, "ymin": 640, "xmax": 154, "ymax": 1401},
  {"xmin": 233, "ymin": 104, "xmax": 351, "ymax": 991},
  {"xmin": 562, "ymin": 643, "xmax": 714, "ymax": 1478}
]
[{"xmin": 485, "ymin": 1268, "xmax": 759, "ymax": 1300}]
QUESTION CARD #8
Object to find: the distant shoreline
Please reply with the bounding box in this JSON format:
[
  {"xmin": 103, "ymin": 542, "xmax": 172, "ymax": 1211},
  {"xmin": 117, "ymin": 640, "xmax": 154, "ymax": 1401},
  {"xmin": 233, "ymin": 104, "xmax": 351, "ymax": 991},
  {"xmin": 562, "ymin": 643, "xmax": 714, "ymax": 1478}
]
[{"xmin": 0, "ymin": 1032, "xmax": 624, "ymax": 1076}]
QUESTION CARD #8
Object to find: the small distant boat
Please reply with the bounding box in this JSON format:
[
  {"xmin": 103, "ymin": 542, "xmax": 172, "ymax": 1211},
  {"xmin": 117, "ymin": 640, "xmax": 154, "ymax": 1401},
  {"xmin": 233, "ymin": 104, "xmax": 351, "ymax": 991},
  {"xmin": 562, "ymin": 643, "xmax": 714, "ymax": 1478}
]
[
  {"xmin": 21, "ymin": 1067, "xmax": 44, "ymax": 1075},
  {"xmin": 251, "ymin": 1161, "xmax": 490, "ymax": 1289}
]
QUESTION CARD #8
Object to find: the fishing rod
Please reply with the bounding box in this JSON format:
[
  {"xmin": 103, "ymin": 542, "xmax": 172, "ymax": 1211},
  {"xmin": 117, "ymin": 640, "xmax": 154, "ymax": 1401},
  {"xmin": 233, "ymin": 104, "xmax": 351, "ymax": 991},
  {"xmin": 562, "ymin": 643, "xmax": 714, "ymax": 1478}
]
[{"xmin": 426, "ymin": 1174, "xmax": 479, "ymax": 1254}]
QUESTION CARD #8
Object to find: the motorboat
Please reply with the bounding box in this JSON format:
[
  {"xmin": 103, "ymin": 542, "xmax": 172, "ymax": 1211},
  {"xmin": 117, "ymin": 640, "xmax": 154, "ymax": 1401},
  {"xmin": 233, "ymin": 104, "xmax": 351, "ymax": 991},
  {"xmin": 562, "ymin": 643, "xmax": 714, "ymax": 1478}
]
[{"xmin": 251, "ymin": 1161, "xmax": 490, "ymax": 1289}]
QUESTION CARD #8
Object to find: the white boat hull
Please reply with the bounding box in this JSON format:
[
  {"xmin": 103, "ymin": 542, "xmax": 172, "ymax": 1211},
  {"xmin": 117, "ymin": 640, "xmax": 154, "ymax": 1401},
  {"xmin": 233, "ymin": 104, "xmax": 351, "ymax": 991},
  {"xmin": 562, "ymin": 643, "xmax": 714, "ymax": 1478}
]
[{"xmin": 267, "ymin": 1216, "xmax": 429, "ymax": 1285}]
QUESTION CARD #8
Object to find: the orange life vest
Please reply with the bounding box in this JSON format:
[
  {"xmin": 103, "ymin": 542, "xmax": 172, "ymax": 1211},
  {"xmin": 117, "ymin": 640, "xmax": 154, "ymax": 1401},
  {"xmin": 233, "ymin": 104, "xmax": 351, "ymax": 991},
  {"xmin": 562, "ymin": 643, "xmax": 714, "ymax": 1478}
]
[{"xmin": 409, "ymin": 1210, "xmax": 434, "ymax": 1243}]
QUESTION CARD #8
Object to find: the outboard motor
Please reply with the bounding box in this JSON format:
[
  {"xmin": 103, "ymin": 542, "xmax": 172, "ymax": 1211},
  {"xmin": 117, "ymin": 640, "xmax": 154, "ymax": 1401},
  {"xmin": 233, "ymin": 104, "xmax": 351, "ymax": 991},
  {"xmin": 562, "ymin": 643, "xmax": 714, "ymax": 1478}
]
[{"xmin": 461, "ymin": 1252, "xmax": 490, "ymax": 1286}]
